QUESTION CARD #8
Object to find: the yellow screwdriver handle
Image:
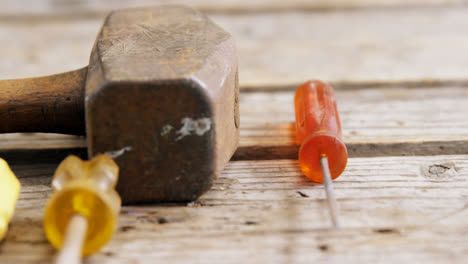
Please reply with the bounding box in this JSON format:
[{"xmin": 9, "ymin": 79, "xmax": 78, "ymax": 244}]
[
  {"xmin": 44, "ymin": 154, "xmax": 121, "ymax": 256},
  {"xmin": 0, "ymin": 158, "xmax": 21, "ymax": 240}
]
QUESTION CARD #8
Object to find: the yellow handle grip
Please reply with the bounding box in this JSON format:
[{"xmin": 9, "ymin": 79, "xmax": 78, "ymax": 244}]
[{"xmin": 0, "ymin": 158, "xmax": 21, "ymax": 240}]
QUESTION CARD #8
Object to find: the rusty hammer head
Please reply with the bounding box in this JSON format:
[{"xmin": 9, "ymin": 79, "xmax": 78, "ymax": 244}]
[
  {"xmin": 0, "ymin": 5, "xmax": 238, "ymax": 204},
  {"xmin": 83, "ymin": 5, "xmax": 239, "ymax": 204}
]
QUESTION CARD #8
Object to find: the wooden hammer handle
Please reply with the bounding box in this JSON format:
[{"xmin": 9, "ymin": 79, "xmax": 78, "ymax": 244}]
[{"xmin": 0, "ymin": 67, "xmax": 87, "ymax": 135}]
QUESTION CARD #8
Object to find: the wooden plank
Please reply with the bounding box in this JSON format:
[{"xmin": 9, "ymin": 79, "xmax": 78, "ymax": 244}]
[
  {"xmin": 0, "ymin": 134, "xmax": 85, "ymax": 150},
  {"xmin": 217, "ymin": 8, "xmax": 468, "ymax": 87},
  {"xmin": 2, "ymin": 155, "xmax": 468, "ymax": 263},
  {"xmin": 241, "ymin": 86, "xmax": 468, "ymax": 145},
  {"xmin": 2, "ymin": 8, "xmax": 468, "ymax": 87},
  {"xmin": 0, "ymin": 84, "xmax": 466, "ymax": 159},
  {"xmin": 1, "ymin": 0, "xmax": 467, "ymax": 18}
]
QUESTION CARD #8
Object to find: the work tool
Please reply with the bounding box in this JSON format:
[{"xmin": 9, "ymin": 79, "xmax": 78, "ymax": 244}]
[
  {"xmin": 294, "ymin": 80, "xmax": 347, "ymax": 228},
  {"xmin": 0, "ymin": 5, "xmax": 239, "ymax": 204},
  {"xmin": 0, "ymin": 158, "xmax": 20, "ymax": 240},
  {"xmin": 44, "ymin": 154, "xmax": 120, "ymax": 263}
]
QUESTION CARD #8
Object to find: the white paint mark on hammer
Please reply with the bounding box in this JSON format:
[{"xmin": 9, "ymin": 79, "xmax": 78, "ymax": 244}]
[
  {"xmin": 105, "ymin": 146, "xmax": 133, "ymax": 159},
  {"xmin": 175, "ymin": 117, "xmax": 212, "ymax": 141}
]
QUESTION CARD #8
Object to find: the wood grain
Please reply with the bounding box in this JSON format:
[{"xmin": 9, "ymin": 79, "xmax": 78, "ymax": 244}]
[
  {"xmin": 2, "ymin": 8, "xmax": 468, "ymax": 87},
  {"xmin": 0, "ymin": 68, "xmax": 86, "ymax": 134},
  {"xmin": 2, "ymin": 155, "xmax": 468, "ymax": 263}
]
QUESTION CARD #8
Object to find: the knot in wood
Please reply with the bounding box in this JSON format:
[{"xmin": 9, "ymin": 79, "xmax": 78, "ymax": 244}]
[{"xmin": 420, "ymin": 161, "xmax": 458, "ymax": 179}]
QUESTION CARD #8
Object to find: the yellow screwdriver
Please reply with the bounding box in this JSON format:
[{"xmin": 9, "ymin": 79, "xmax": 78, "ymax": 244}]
[
  {"xmin": 43, "ymin": 154, "xmax": 121, "ymax": 264},
  {"xmin": 0, "ymin": 158, "xmax": 20, "ymax": 240}
]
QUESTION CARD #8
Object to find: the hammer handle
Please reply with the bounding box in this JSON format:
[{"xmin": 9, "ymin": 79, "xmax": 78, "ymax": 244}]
[{"xmin": 0, "ymin": 68, "xmax": 87, "ymax": 135}]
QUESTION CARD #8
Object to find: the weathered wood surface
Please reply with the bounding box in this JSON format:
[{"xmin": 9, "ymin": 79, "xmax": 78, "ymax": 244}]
[
  {"xmin": 2, "ymin": 0, "xmax": 467, "ymax": 18},
  {"xmin": 1, "ymin": 1, "xmax": 468, "ymax": 263},
  {"xmin": 1, "ymin": 155, "xmax": 468, "ymax": 263},
  {"xmin": 3, "ymin": 8, "xmax": 468, "ymax": 87}
]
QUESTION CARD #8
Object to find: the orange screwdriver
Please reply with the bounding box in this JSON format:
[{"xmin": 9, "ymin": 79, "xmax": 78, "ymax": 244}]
[{"xmin": 294, "ymin": 80, "xmax": 348, "ymax": 228}]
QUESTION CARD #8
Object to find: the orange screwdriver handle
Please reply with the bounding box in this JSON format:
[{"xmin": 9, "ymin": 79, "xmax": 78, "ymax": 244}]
[{"xmin": 294, "ymin": 80, "xmax": 348, "ymax": 182}]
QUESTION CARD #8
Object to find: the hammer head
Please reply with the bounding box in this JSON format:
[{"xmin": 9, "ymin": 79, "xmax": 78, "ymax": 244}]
[{"xmin": 85, "ymin": 5, "xmax": 239, "ymax": 204}]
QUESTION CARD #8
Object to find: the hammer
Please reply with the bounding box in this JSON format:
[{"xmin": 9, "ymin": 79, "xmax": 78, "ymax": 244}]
[{"xmin": 0, "ymin": 5, "xmax": 239, "ymax": 204}]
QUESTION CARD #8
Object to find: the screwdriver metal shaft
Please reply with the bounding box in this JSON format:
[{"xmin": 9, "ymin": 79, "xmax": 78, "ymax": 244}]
[
  {"xmin": 55, "ymin": 214, "xmax": 88, "ymax": 264},
  {"xmin": 319, "ymin": 156, "xmax": 340, "ymax": 229}
]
